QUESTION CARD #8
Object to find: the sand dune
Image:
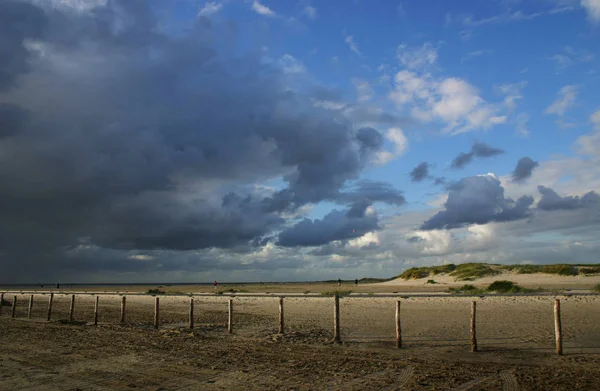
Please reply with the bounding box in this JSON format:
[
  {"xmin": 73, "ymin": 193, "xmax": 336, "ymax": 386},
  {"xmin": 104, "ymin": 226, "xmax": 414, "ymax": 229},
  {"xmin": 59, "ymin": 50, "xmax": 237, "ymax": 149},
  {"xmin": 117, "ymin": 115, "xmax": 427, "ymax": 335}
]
[{"xmin": 378, "ymin": 270, "xmax": 600, "ymax": 290}]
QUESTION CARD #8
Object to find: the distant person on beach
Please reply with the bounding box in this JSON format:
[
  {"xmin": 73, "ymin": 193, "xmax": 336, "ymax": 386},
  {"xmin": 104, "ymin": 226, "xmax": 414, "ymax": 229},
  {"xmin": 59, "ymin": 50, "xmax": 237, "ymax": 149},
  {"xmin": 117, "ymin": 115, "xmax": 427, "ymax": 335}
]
[
  {"xmin": 213, "ymin": 281, "xmax": 218, "ymax": 289},
  {"xmin": 338, "ymin": 278, "xmax": 341, "ymax": 287},
  {"xmin": 56, "ymin": 283, "xmax": 60, "ymax": 289},
  {"xmin": 354, "ymin": 279, "xmax": 358, "ymax": 286}
]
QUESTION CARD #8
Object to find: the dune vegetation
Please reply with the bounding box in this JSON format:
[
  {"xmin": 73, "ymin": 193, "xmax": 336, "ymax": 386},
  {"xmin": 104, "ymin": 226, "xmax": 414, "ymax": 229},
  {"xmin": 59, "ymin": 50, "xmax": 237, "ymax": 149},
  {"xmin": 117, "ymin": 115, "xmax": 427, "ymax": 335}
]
[{"xmin": 396, "ymin": 262, "xmax": 600, "ymax": 281}]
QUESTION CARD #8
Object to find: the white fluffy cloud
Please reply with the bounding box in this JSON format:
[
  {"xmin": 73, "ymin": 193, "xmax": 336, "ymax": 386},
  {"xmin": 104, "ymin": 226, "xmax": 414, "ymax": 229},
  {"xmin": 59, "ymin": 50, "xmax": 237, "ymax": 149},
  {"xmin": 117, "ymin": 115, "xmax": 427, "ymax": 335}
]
[
  {"xmin": 252, "ymin": 0, "xmax": 276, "ymax": 17},
  {"xmin": 302, "ymin": 5, "xmax": 317, "ymax": 19},
  {"xmin": 198, "ymin": 1, "xmax": 222, "ymax": 17},
  {"xmin": 495, "ymin": 81, "xmax": 527, "ymax": 111},
  {"xmin": 33, "ymin": 0, "xmax": 107, "ymax": 12},
  {"xmin": 545, "ymin": 85, "xmax": 577, "ymax": 116},
  {"xmin": 575, "ymin": 109, "xmax": 600, "ymax": 156},
  {"xmin": 389, "ymin": 69, "xmax": 506, "ymax": 134},
  {"xmin": 581, "ymin": 0, "xmax": 600, "ymax": 22},
  {"xmin": 397, "ymin": 43, "xmax": 438, "ymax": 69},
  {"xmin": 345, "ymin": 35, "xmax": 363, "ymax": 56},
  {"xmin": 278, "ymin": 54, "xmax": 305, "ymax": 74},
  {"xmin": 375, "ymin": 128, "xmax": 408, "ymax": 165},
  {"xmin": 352, "ymin": 79, "xmax": 375, "ymax": 102}
]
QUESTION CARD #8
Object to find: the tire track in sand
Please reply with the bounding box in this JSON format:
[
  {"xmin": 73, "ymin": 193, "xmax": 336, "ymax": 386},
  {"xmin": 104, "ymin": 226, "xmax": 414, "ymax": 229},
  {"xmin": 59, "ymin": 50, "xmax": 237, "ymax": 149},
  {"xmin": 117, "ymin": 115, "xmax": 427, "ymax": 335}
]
[
  {"xmin": 379, "ymin": 366, "xmax": 414, "ymax": 391},
  {"xmin": 500, "ymin": 369, "xmax": 519, "ymax": 391},
  {"xmin": 450, "ymin": 375, "xmax": 494, "ymax": 391}
]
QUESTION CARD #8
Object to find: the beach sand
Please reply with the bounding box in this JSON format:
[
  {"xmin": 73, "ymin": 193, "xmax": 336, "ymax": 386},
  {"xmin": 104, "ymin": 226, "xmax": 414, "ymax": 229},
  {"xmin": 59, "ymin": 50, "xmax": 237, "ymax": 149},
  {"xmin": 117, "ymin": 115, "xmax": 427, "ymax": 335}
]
[{"xmin": 2, "ymin": 281, "xmax": 600, "ymax": 390}]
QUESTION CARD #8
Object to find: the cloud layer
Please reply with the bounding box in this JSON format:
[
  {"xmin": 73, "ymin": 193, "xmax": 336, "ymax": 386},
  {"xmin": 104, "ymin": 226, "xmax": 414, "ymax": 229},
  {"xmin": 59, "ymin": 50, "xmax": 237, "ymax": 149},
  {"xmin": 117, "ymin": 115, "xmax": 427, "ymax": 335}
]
[
  {"xmin": 421, "ymin": 174, "xmax": 534, "ymax": 230},
  {"xmin": 0, "ymin": 0, "xmax": 402, "ymax": 278}
]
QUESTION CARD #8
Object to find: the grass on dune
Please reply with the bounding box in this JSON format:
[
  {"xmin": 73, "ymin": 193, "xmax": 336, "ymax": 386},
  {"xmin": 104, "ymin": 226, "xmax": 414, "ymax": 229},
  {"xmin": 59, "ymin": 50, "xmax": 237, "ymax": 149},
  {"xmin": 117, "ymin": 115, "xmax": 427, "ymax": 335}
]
[
  {"xmin": 449, "ymin": 263, "xmax": 501, "ymax": 281},
  {"xmin": 397, "ymin": 264, "xmax": 457, "ymax": 280}
]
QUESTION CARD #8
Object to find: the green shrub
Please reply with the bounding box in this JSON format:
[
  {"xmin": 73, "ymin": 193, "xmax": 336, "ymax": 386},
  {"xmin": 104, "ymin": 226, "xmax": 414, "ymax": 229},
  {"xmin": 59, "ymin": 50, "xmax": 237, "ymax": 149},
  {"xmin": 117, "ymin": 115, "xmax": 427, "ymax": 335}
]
[
  {"xmin": 579, "ymin": 267, "xmax": 600, "ymax": 275},
  {"xmin": 358, "ymin": 278, "xmax": 394, "ymax": 283},
  {"xmin": 398, "ymin": 264, "xmax": 456, "ymax": 280},
  {"xmin": 487, "ymin": 280, "xmax": 523, "ymax": 293},
  {"xmin": 448, "ymin": 284, "xmax": 482, "ymax": 294},
  {"xmin": 450, "ymin": 263, "xmax": 500, "ymax": 281},
  {"xmin": 426, "ymin": 279, "xmax": 437, "ymax": 284},
  {"xmin": 501, "ymin": 264, "xmax": 540, "ymax": 274},
  {"xmin": 593, "ymin": 284, "xmax": 600, "ymax": 293},
  {"xmin": 398, "ymin": 267, "xmax": 430, "ymax": 279},
  {"xmin": 146, "ymin": 289, "xmax": 165, "ymax": 295},
  {"xmin": 321, "ymin": 290, "xmax": 353, "ymax": 297},
  {"xmin": 540, "ymin": 264, "xmax": 577, "ymax": 276}
]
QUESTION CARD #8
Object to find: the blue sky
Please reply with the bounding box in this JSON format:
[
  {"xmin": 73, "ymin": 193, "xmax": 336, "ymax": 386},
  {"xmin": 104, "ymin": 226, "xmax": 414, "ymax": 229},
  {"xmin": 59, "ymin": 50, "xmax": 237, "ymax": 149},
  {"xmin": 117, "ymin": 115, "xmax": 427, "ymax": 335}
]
[
  {"xmin": 1, "ymin": 0, "xmax": 600, "ymax": 283},
  {"xmin": 197, "ymin": 0, "xmax": 599, "ymax": 213}
]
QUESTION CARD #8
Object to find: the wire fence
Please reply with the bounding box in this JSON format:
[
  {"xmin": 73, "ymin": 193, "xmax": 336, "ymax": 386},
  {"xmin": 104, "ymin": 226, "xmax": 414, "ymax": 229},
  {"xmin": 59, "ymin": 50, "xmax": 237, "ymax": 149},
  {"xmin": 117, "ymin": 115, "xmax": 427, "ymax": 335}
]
[{"xmin": 2, "ymin": 291, "xmax": 600, "ymax": 355}]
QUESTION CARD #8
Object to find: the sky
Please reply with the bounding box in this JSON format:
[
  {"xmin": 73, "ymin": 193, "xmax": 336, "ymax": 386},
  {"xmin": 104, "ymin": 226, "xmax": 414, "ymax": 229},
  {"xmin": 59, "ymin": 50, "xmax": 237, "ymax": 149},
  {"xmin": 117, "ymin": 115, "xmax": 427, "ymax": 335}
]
[{"xmin": 0, "ymin": 0, "xmax": 599, "ymax": 284}]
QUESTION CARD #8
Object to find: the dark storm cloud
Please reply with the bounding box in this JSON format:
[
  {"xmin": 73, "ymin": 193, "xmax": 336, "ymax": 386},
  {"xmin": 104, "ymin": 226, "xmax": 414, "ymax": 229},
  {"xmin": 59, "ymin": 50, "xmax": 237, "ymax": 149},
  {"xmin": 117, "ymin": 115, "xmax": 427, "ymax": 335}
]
[
  {"xmin": 277, "ymin": 202, "xmax": 379, "ymax": 247},
  {"xmin": 0, "ymin": 0, "xmax": 47, "ymax": 91},
  {"xmin": 421, "ymin": 175, "xmax": 534, "ymax": 230},
  {"xmin": 0, "ymin": 0, "xmax": 405, "ymax": 277},
  {"xmin": 511, "ymin": 157, "xmax": 539, "ymax": 182},
  {"xmin": 471, "ymin": 141, "xmax": 504, "ymax": 157},
  {"xmin": 0, "ymin": 103, "xmax": 28, "ymax": 138},
  {"xmin": 343, "ymin": 105, "xmax": 412, "ymax": 128},
  {"xmin": 337, "ymin": 180, "xmax": 406, "ymax": 205},
  {"xmin": 451, "ymin": 141, "xmax": 505, "ymax": 169},
  {"xmin": 537, "ymin": 186, "xmax": 600, "ymax": 211},
  {"xmin": 434, "ymin": 177, "xmax": 447, "ymax": 186},
  {"xmin": 356, "ymin": 127, "xmax": 384, "ymax": 151},
  {"xmin": 450, "ymin": 152, "xmax": 475, "ymax": 169},
  {"xmin": 409, "ymin": 162, "xmax": 431, "ymax": 182}
]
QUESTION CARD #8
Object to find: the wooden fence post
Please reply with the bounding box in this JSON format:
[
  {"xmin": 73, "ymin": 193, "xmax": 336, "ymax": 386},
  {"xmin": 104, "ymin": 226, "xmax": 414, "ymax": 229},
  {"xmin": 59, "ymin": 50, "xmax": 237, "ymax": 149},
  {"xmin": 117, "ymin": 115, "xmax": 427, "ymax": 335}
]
[
  {"xmin": 11, "ymin": 296, "xmax": 17, "ymax": 318},
  {"xmin": 94, "ymin": 295, "xmax": 99, "ymax": 325},
  {"xmin": 120, "ymin": 296, "xmax": 126, "ymax": 324},
  {"xmin": 154, "ymin": 297, "xmax": 159, "ymax": 329},
  {"xmin": 28, "ymin": 295, "xmax": 34, "ymax": 319},
  {"xmin": 0, "ymin": 293, "xmax": 3, "ymax": 317},
  {"xmin": 333, "ymin": 295, "xmax": 341, "ymax": 343},
  {"xmin": 189, "ymin": 298, "xmax": 194, "ymax": 329},
  {"xmin": 396, "ymin": 300, "xmax": 402, "ymax": 348},
  {"xmin": 47, "ymin": 293, "xmax": 53, "ymax": 321},
  {"xmin": 228, "ymin": 299, "xmax": 233, "ymax": 334},
  {"xmin": 470, "ymin": 301, "xmax": 477, "ymax": 352},
  {"xmin": 69, "ymin": 295, "xmax": 75, "ymax": 322},
  {"xmin": 554, "ymin": 299, "xmax": 563, "ymax": 356},
  {"xmin": 279, "ymin": 297, "xmax": 285, "ymax": 334}
]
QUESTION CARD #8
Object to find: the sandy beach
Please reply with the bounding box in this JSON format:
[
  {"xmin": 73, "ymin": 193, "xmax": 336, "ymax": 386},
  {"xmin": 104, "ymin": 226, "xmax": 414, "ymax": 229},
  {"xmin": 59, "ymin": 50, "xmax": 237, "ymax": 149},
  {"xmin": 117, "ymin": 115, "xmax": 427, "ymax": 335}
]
[{"xmin": 2, "ymin": 274, "xmax": 600, "ymax": 390}]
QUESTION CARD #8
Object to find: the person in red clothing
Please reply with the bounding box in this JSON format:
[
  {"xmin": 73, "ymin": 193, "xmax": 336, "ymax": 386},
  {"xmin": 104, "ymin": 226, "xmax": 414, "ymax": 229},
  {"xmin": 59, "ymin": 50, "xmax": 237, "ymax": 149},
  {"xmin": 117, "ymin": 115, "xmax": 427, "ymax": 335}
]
[{"xmin": 213, "ymin": 280, "xmax": 218, "ymax": 289}]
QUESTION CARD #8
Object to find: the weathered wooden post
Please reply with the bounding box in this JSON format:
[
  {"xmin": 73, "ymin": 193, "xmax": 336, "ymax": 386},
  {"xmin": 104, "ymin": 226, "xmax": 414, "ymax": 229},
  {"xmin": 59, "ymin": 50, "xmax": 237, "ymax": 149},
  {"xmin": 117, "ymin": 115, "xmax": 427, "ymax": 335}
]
[
  {"xmin": 47, "ymin": 293, "xmax": 54, "ymax": 321},
  {"xmin": 154, "ymin": 297, "xmax": 160, "ymax": 329},
  {"xmin": 11, "ymin": 296, "xmax": 17, "ymax": 318},
  {"xmin": 396, "ymin": 300, "xmax": 402, "ymax": 348},
  {"xmin": 120, "ymin": 296, "xmax": 126, "ymax": 324},
  {"xmin": 470, "ymin": 301, "xmax": 477, "ymax": 352},
  {"xmin": 554, "ymin": 299, "xmax": 563, "ymax": 356},
  {"xmin": 94, "ymin": 295, "xmax": 99, "ymax": 325},
  {"xmin": 0, "ymin": 293, "xmax": 3, "ymax": 317},
  {"xmin": 69, "ymin": 294, "xmax": 75, "ymax": 322},
  {"xmin": 228, "ymin": 299, "xmax": 233, "ymax": 334},
  {"xmin": 279, "ymin": 297, "xmax": 285, "ymax": 334},
  {"xmin": 333, "ymin": 295, "xmax": 341, "ymax": 343},
  {"xmin": 189, "ymin": 297, "xmax": 194, "ymax": 329},
  {"xmin": 28, "ymin": 295, "xmax": 34, "ymax": 319}
]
